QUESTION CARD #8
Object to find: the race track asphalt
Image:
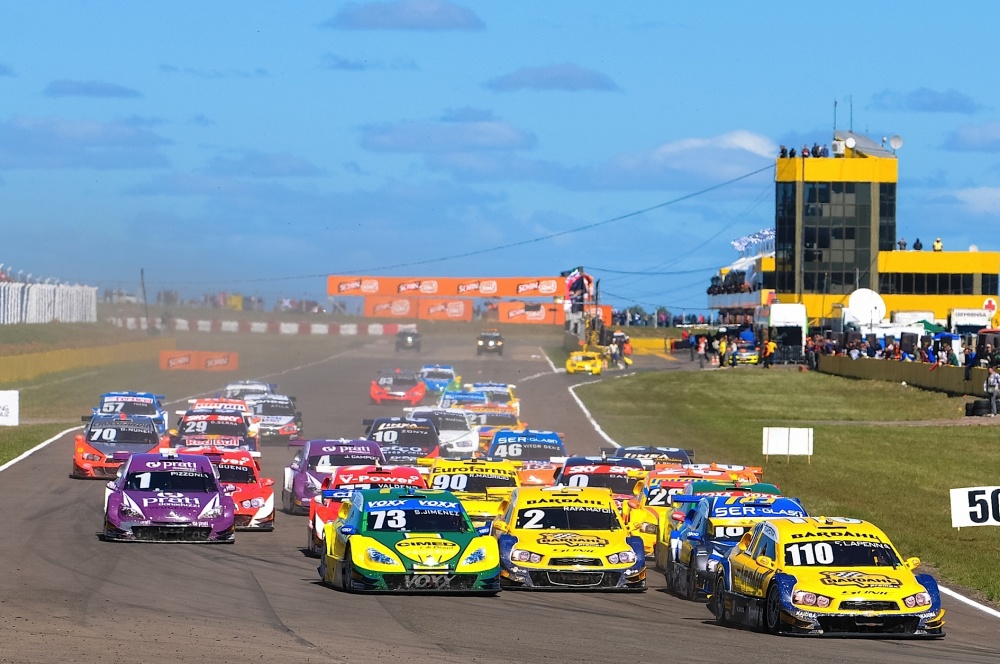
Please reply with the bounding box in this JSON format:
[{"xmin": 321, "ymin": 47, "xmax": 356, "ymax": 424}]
[{"xmin": 1, "ymin": 334, "xmax": 998, "ymax": 663}]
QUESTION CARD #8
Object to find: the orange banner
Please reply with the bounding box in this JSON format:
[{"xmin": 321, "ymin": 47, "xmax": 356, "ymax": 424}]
[
  {"xmin": 418, "ymin": 298, "xmax": 473, "ymax": 321},
  {"xmin": 329, "ymin": 275, "xmax": 561, "ymax": 298},
  {"xmin": 159, "ymin": 351, "xmax": 239, "ymax": 371},
  {"xmin": 363, "ymin": 296, "xmax": 416, "ymax": 318},
  {"xmin": 497, "ymin": 302, "xmax": 566, "ymax": 325}
]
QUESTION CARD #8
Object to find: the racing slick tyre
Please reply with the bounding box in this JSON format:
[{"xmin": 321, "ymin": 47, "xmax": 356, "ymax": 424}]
[
  {"xmin": 306, "ymin": 528, "xmax": 320, "ymax": 558},
  {"xmin": 764, "ymin": 583, "xmax": 783, "ymax": 634},
  {"xmin": 341, "ymin": 548, "xmax": 354, "ymax": 593},
  {"xmin": 713, "ymin": 576, "xmax": 728, "ymax": 624},
  {"xmin": 683, "ymin": 564, "xmax": 698, "ymax": 601},
  {"xmin": 281, "ymin": 490, "xmax": 293, "ymax": 515}
]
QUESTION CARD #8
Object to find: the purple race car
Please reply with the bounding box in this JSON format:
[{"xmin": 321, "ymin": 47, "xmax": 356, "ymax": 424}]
[
  {"xmin": 103, "ymin": 451, "xmax": 236, "ymax": 543},
  {"xmin": 281, "ymin": 439, "xmax": 385, "ymax": 515}
]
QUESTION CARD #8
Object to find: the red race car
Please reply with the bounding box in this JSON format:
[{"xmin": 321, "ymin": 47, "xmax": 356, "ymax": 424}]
[
  {"xmin": 305, "ymin": 464, "xmax": 426, "ymax": 556},
  {"xmin": 183, "ymin": 448, "xmax": 276, "ymax": 530},
  {"xmin": 370, "ymin": 369, "xmax": 426, "ymax": 406}
]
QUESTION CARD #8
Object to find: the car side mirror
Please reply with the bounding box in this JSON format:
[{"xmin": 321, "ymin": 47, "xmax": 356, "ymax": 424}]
[
  {"xmin": 756, "ymin": 555, "xmax": 775, "ymax": 570},
  {"xmin": 106, "ymin": 481, "xmax": 116, "ymax": 490},
  {"xmin": 737, "ymin": 532, "xmax": 753, "ymax": 552},
  {"xmin": 669, "ymin": 510, "xmax": 686, "ymax": 523},
  {"xmin": 905, "ymin": 556, "xmax": 921, "ymax": 570},
  {"xmin": 633, "ymin": 480, "xmax": 644, "ymax": 496}
]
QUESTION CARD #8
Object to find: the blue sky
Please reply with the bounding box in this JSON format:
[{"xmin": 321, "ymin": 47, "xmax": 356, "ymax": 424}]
[{"xmin": 3, "ymin": 1, "xmax": 999, "ymax": 313}]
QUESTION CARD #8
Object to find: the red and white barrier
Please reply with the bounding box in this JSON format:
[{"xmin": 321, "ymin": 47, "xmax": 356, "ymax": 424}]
[{"xmin": 107, "ymin": 318, "xmax": 411, "ymax": 336}]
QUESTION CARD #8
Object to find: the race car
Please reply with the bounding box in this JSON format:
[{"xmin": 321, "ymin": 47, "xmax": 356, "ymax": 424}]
[
  {"xmin": 666, "ymin": 493, "xmax": 807, "ymax": 600},
  {"xmin": 282, "ymin": 439, "xmax": 386, "ymax": 515},
  {"xmin": 565, "ymin": 351, "xmax": 603, "ymax": 375},
  {"xmin": 732, "ymin": 342, "xmax": 760, "ymax": 365},
  {"xmin": 306, "ymin": 464, "xmax": 427, "ymax": 557},
  {"xmin": 467, "ymin": 406, "xmax": 526, "ymax": 449},
  {"xmin": 464, "ymin": 382, "xmax": 519, "ymax": 416},
  {"xmin": 490, "ymin": 485, "xmax": 646, "ymax": 591},
  {"xmin": 364, "ymin": 418, "xmax": 440, "ymax": 467},
  {"xmin": 318, "ymin": 487, "xmax": 501, "ymax": 593},
  {"xmin": 427, "ymin": 458, "xmax": 520, "ymax": 527},
  {"xmin": 171, "ymin": 412, "xmax": 257, "ymax": 454},
  {"xmin": 183, "ymin": 449, "xmax": 276, "ymax": 531},
  {"xmin": 553, "ymin": 456, "xmax": 647, "ymax": 505},
  {"xmin": 476, "ymin": 330, "xmax": 504, "ymax": 355},
  {"xmin": 72, "ymin": 415, "xmax": 169, "ymax": 479},
  {"xmin": 370, "ymin": 369, "xmax": 426, "ymax": 406},
  {"xmin": 404, "ymin": 407, "xmax": 478, "ymax": 455},
  {"xmin": 102, "ymin": 450, "xmax": 236, "ymax": 543},
  {"xmin": 395, "ymin": 330, "xmax": 421, "ymax": 352},
  {"xmin": 710, "ymin": 517, "xmax": 945, "ymax": 637},
  {"xmin": 417, "ymin": 365, "xmax": 459, "ymax": 394},
  {"xmin": 603, "ymin": 445, "xmax": 694, "ymax": 467},
  {"xmin": 86, "ymin": 392, "xmax": 168, "ymax": 434},
  {"xmin": 246, "ymin": 394, "xmax": 302, "ymax": 443},
  {"xmin": 178, "ymin": 398, "xmax": 260, "ymax": 438},
  {"xmin": 438, "ymin": 389, "xmax": 489, "ymax": 409},
  {"xmin": 486, "ymin": 430, "xmax": 566, "ymax": 487},
  {"xmin": 222, "ymin": 380, "xmax": 276, "ymax": 400}
]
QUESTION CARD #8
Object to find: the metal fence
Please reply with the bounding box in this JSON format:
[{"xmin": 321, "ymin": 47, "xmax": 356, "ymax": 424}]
[{"xmin": 0, "ymin": 283, "xmax": 98, "ymax": 324}]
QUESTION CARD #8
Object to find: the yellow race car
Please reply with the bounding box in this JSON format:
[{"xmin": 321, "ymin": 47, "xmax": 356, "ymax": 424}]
[
  {"xmin": 711, "ymin": 517, "xmax": 945, "ymax": 637},
  {"xmin": 490, "ymin": 486, "xmax": 646, "ymax": 591},
  {"xmin": 565, "ymin": 351, "xmax": 603, "ymax": 375},
  {"xmin": 427, "ymin": 458, "xmax": 519, "ymax": 527}
]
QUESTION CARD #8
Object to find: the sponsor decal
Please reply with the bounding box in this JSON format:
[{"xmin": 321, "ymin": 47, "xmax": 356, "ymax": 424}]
[
  {"xmin": 820, "ymin": 571, "xmax": 903, "ymax": 589},
  {"xmin": 516, "ymin": 281, "xmax": 540, "ymax": 295},
  {"xmin": 361, "ymin": 279, "xmax": 379, "ymax": 293},
  {"xmin": 403, "ymin": 574, "xmax": 456, "ymax": 589},
  {"xmin": 141, "ymin": 492, "xmax": 203, "ymax": 508},
  {"xmin": 420, "ymin": 280, "xmax": 438, "ymax": 294},
  {"xmin": 168, "ymin": 355, "xmax": 192, "ymax": 368},
  {"xmin": 507, "ymin": 308, "xmax": 525, "ymax": 319},
  {"xmin": 536, "ymin": 532, "xmax": 609, "ymax": 548},
  {"xmin": 338, "ymin": 279, "xmax": 362, "ymax": 293},
  {"xmin": 398, "ymin": 281, "xmax": 421, "ymax": 294},
  {"xmin": 391, "ymin": 300, "xmax": 410, "ymax": 315},
  {"xmin": 205, "ymin": 356, "xmax": 230, "ymax": 368},
  {"xmin": 538, "ymin": 279, "xmax": 557, "ymax": 294},
  {"xmin": 373, "ymin": 302, "xmax": 392, "ymax": 314},
  {"xmin": 428, "ymin": 304, "xmax": 447, "ymax": 315}
]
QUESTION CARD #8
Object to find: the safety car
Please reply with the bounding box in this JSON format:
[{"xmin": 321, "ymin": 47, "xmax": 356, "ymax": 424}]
[
  {"xmin": 102, "ymin": 450, "xmax": 236, "ymax": 543},
  {"xmin": 282, "ymin": 439, "xmax": 385, "ymax": 515},
  {"xmin": 222, "ymin": 380, "xmax": 276, "ymax": 400},
  {"xmin": 710, "ymin": 517, "xmax": 945, "ymax": 637},
  {"xmin": 395, "ymin": 330, "xmax": 421, "ymax": 352},
  {"xmin": 490, "ymin": 486, "xmax": 646, "ymax": 591},
  {"xmin": 733, "ymin": 342, "xmax": 760, "ymax": 365},
  {"xmin": 318, "ymin": 487, "xmax": 500, "ymax": 593},
  {"xmin": 476, "ymin": 330, "xmax": 504, "ymax": 355}
]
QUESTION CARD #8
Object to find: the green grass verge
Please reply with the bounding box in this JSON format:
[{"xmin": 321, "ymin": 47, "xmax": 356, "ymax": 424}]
[
  {"xmin": 0, "ymin": 322, "xmax": 146, "ymax": 355},
  {"xmin": 576, "ymin": 369, "xmax": 1000, "ymax": 602},
  {"xmin": 0, "ymin": 422, "xmax": 79, "ymax": 465}
]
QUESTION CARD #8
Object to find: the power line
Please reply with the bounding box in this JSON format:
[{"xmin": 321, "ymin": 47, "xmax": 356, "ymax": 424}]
[{"xmin": 141, "ymin": 163, "xmax": 777, "ymax": 287}]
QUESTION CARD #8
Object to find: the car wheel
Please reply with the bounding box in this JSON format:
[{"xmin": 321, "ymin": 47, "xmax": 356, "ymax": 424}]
[
  {"xmin": 341, "ymin": 547, "xmax": 354, "ymax": 592},
  {"xmin": 713, "ymin": 575, "xmax": 728, "ymax": 623},
  {"xmin": 307, "ymin": 527, "xmax": 320, "ymax": 558},
  {"xmin": 765, "ymin": 583, "xmax": 782, "ymax": 634},
  {"xmin": 281, "ymin": 490, "xmax": 292, "ymax": 514},
  {"xmin": 684, "ymin": 563, "xmax": 698, "ymax": 601}
]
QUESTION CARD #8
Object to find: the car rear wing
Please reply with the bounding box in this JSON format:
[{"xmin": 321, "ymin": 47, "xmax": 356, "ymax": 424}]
[{"xmin": 485, "ymin": 486, "xmax": 515, "ymax": 500}]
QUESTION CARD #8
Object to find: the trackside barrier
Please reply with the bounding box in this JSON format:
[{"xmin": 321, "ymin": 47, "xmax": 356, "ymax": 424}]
[
  {"xmin": 0, "ymin": 283, "xmax": 97, "ymax": 324},
  {"xmin": 817, "ymin": 355, "xmax": 989, "ymax": 398},
  {"xmin": 0, "ymin": 337, "xmax": 176, "ymax": 383}
]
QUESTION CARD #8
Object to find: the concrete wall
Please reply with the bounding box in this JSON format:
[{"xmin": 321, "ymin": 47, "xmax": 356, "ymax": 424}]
[
  {"xmin": 817, "ymin": 355, "xmax": 988, "ymax": 398},
  {"xmin": 0, "ymin": 337, "xmax": 176, "ymax": 383}
]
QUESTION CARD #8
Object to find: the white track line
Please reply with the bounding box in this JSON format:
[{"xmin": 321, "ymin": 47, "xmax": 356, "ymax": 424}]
[
  {"xmin": 1, "ymin": 348, "xmax": 358, "ymax": 471},
  {"xmin": 0, "ymin": 426, "xmax": 82, "ymax": 474},
  {"xmin": 565, "ymin": 370, "xmax": 1000, "ymax": 621},
  {"xmin": 540, "ymin": 347, "xmax": 559, "ymax": 374}
]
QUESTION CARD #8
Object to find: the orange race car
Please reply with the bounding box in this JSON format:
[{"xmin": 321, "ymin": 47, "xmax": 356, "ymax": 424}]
[
  {"xmin": 466, "ymin": 405, "xmax": 526, "ymax": 451},
  {"xmin": 190, "ymin": 449, "xmax": 276, "ymax": 530},
  {"xmin": 71, "ymin": 414, "xmax": 169, "ymax": 479},
  {"xmin": 305, "ymin": 464, "xmax": 426, "ymax": 557}
]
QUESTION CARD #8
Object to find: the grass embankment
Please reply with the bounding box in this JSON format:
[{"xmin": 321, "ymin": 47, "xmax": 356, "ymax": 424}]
[
  {"xmin": 577, "ymin": 370, "xmax": 1000, "ymax": 602},
  {"xmin": 0, "ymin": 322, "xmax": 142, "ymax": 355},
  {"xmin": 0, "ymin": 334, "xmax": 361, "ymax": 463}
]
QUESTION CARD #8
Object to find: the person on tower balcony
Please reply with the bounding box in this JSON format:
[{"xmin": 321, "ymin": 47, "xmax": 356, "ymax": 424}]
[
  {"xmin": 913, "ymin": 238, "xmax": 924, "ymax": 251},
  {"xmin": 933, "ymin": 238, "xmax": 943, "ymax": 252}
]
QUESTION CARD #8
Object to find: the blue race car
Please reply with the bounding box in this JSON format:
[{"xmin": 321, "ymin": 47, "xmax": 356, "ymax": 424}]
[
  {"xmin": 418, "ymin": 365, "xmax": 459, "ymax": 395},
  {"xmin": 86, "ymin": 392, "xmax": 168, "ymax": 434}
]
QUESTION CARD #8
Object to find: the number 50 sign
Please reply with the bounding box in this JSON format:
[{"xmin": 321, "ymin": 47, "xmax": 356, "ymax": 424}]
[{"xmin": 950, "ymin": 487, "xmax": 1000, "ymax": 528}]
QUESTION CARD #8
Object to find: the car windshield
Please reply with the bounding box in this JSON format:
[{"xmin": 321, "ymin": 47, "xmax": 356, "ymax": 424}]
[
  {"xmin": 490, "ymin": 442, "xmax": 562, "ymax": 461},
  {"xmin": 423, "ymin": 371, "xmax": 453, "ymax": 380},
  {"xmin": 474, "ymin": 413, "xmax": 520, "ymax": 427},
  {"xmin": 422, "ymin": 412, "xmax": 470, "ymax": 432},
  {"xmin": 99, "ymin": 401, "xmax": 158, "ymax": 416},
  {"xmin": 783, "ymin": 540, "xmax": 902, "ymax": 567},
  {"xmin": 430, "ymin": 472, "xmax": 516, "ymax": 493},
  {"xmin": 365, "ymin": 508, "xmax": 468, "ymax": 533},
  {"xmin": 86, "ymin": 426, "xmax": 158, "ymax": 447},
  {"xmin": 125, "ymin": 470, "xmax": 215, "ymax": 492},
  {"xmin": 309, "ymin": 453, "xmax": 381, "ymax": 470},
  {"xmin": 179, "ymin": 420, "xmax": 247, "ymax": 437},
  {"xmin": 216, "ymin": 464, "xmax": 256, "ymax": 484},
  {"xmin": 561, "ymin": 472, "xmax": 635, "ymax": 495},
  {"xmin": 515, "ymin": 506, "xmax": 620, "ymax": 530},
  {"xmin": 227, "ymin": 388, "xmax": 269, "ymax": 399},
  {"xmin": 252, "ymin": 401, "xmax": 295, "ymax": 416}
]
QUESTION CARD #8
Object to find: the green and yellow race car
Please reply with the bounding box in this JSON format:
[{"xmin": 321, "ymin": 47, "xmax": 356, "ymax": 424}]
[{"xmin": 318, "ymin": 487, "xmax": 501, "ymax": 593}]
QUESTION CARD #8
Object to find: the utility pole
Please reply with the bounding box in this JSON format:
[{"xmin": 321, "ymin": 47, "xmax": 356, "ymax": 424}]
[{"xmin": 140, "ymin": 269, "xmax": 152, "ymax": 335}]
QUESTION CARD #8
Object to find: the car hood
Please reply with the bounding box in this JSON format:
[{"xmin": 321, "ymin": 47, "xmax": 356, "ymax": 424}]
[
  {"xmin": 258, "ymin": 415, "xmax": 294, "ymax": 426},
  {"xmin": 368, "ymin": 532, "xmax": 477, "ymax": 568},
  {"xmin": 784, "ymin": 566, "xmax": 924, "ymax": 600},
  {"xmin": 513, "ymin": 529, "xmax": 630, "ymax": 555},
  {"xmin": 87, "ymin": 441, "xmax": 158, "ymax": 456},
  {"xmin": 120, "ymin": 490, "xmax": 224, "ymax": 520}
]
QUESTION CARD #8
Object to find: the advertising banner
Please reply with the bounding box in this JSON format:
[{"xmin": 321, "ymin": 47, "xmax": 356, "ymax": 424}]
[
  {"xmin": 418, "ymin": 298, "xmax": 473, "ymax": 321},
  {"xmin": 497, "ymin": 301, "xmax": 565, "ymax": 325},
  {"xmin": 0, "ymin": 390, "xmax": 18, "ymax": 426},
  {"xmin": 159, "ymin": 351, "xmax": 239, "ymax": 371},
  {"xmin": 363, "ymin": 296, "xmax": 416, "ymax": 318},
  {"xmin": 329, "ymin": 275, "xmax": 561, "ymax": 298}
]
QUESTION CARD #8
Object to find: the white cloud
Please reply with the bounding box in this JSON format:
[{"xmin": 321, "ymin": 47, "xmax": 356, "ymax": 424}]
[{"xmin": 952, "ymin": 187, "xmax": 1000, "ymax": 215}]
